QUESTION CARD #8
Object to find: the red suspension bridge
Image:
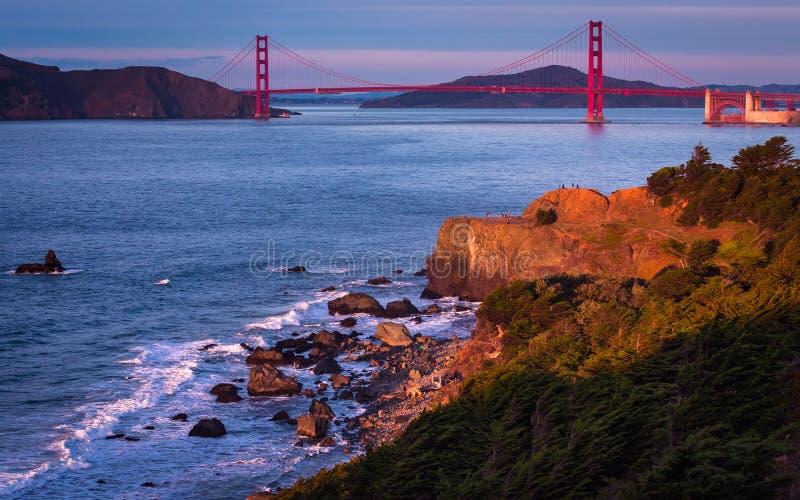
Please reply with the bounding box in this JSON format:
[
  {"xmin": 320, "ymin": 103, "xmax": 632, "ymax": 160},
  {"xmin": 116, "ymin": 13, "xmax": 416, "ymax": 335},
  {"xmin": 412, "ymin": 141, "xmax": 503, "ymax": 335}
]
[{"xmin": 210, "ymin": 21, "xmax": 800, "ymax": 124}]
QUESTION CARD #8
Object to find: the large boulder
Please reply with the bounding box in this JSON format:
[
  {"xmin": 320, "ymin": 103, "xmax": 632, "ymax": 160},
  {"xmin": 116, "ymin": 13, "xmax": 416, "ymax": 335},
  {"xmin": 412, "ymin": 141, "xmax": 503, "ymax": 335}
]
[
  {"xmin": 15, "ymin": 249, "xmax": 65, "ymax": 274},
  {"xmin": 312, "ymin": 357, "xmax": 342, "ymax": 375},
  {"xmin": 188, "ymin": 418, "xmax": 226, "ymax": 437},
  {"xmin": 247, "ymin": 364, "xmax": 302, "ymax": 396},
  {"xmin": 328, "ymin": 293, "xmax": 386, "ymax": 317},
  {"xmin": 385, "ymin": 298, "xmax": 421, "ymax": 318},
  {"xmin": 309, "ymin": 399, "xmax": 335, "ymax": 420},
  {"xmin": 375, "ymin": 322, "xmax": 413, "ymax": 347},
  {"xmin": 245, "ymin": 347, "xmax": 288, "ymax": 366},
  {"xmin": 297, "ymin": 414, "xmax": 328, "ymax": 439},
  {"xmin": 210, "ymin": 383, "xmax": 243, "ymax": 403}
]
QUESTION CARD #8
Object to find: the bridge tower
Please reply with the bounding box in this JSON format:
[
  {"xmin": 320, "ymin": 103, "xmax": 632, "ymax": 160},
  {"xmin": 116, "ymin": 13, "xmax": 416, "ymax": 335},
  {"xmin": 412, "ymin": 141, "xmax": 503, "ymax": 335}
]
[
  {"xmin": 583, "ymin": 20, "xmax": 608, "ymax": 123},
  {"xmin": 255, "ymin": 35, "xmax": 269, "ymax": 119}
]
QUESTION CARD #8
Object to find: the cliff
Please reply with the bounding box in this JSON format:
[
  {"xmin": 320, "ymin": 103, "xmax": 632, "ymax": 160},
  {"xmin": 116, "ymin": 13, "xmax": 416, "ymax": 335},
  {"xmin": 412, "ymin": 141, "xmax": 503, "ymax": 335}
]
[
  {"xmin": 0, "ymin": 53, "xmax": 286, "ymax": 119},
  {"xmin": 423, "ymin": 186, "xmax": 744, "ymax": 300}
]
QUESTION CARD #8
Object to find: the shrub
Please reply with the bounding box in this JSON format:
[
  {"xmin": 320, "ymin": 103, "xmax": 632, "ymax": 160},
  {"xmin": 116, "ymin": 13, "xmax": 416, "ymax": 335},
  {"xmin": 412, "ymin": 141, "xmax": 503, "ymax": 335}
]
[{"xmin": 535, "ymin": 208, "xmax": 557, "ymax": 225}]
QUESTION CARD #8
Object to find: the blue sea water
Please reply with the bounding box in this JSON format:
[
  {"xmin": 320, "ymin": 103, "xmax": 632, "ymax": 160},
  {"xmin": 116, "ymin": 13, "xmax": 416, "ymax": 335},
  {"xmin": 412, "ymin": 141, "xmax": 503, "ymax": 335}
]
[{"xmin": 1, "ymin": 106, "xmax": 799, "ymax": 499}]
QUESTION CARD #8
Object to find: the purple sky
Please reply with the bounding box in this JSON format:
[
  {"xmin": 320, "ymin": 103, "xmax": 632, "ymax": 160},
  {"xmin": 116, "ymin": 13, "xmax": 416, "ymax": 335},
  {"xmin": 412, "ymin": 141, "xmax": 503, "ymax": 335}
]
[{"xmin": 1, "ymin": 0, "xmax": 799, "ymax": 86}]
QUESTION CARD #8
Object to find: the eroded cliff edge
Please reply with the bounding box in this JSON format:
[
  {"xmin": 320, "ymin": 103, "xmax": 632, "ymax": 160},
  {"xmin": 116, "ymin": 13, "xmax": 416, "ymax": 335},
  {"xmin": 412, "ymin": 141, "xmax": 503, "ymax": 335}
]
[{"xmin": 423, "ymin": 186, "xmax": 745, "ymax": 301}]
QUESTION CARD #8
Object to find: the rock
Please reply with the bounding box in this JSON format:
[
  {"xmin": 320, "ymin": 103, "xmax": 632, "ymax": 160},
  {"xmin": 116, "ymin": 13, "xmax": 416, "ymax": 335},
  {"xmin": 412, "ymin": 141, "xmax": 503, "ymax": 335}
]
[
  {"xmin": 199, "ymin": 343, "xmax": 217, "ymax": 351},
  {"xmin": 455, "ymin": 305, "xmax": 470, "ymax": 312},
  {"xmin": 328, "ymin": 293, "xmax": 386, "ymax": 317},
  {"xmin": 270, "ymin": 410, "xmax": 290, "ymax": 421},
  {"xmin": 293, "ymin": 356, "xmax": 314, "ymax": 369},
  {"xmin": 287, "ymin": 266, "xmax": 306, "ymax": 273},
  {"xmin": 367, "ymin": 276, "xmax": 392, "ymax": 285},
  {"xmin": 313, "ymin": 357, "xmax": 342, "ymax": 375},
  {"xmin": 409, "ymin": 368, "xmax": 422, "ymax": 380},
  {"xmin": 310, "ymin": 345, "xmax": 336, "ymax": 359},
  {"xmin": 247, "ymin": 364, "xmax": 302, "ymax": 396},
  {"xmin": 275, "ymin": 337, "xmax": 310, "ymax": 350},
  {"xmin": 339, "ymin": 317, "xmax": 357, "ymax": 328},
  {"xmin": 330, "ymin": 373, "xmax": 351, "ymax": 389},
  {"xmin": 309, "ymin": 399, "xmax": 335, "ymax": 420},
  {"xmin": 375, "ymin": 322, "xmax": 413, "ymax": 347},
  {"xmin": 141, "ymin": 482, "xmax": 156, "ymax": 488},
  {"xmin": 105, "ymin": 433, "xmax": 125, "ymax": 439},
  {"xmin": 188, "ymin": 418, "xmax": 226, "ymax": 437},
  {"xmin": 385, "ymin": 298, "xmax": 421, "ymax": 318},
  {"xmin": 340, "ymin": 389, "xmax": 354, "ymax": 399},
  {"xmin": 210, "ymin": 383, "xmax": 243, "ymax": 403},
  {"xmin": 232, "ymin": 378, "xmax": 245, "ymax": 383},
  {"xmin": 170, "ymin": 413, "xmax": 188, "ymax": 422},
  {"xmin": 124, "ymin": 436, "xmax": 140, "ymax": 442},
  {"xmin": 395, "ymin": 414, "xmax": 411, "ymax": 424},
  {"xmin": 239, "ymin": 342, "xmax": 255, "ymax": 352},
  {"xmin": 245, "ymin": 347, "xmax": 287, "ymax": 366},
  {"xmin": 355, "ymin": 387, "xmax": 378, "ymax": 403},
  {"xmin": 320, "ymin": 286, "xmax": 336, "ymax": 292},
  {"xmin": 425, "ymin": 304, "xmax": 442, "ymax": 314},
  {"xmin": 319, "ymin": 436, "xmax": 336, "ymax": 447},
  {"xmin": 312, "ymin": 330, "xmax": 338, "ymax": 347},
  {"xmin": 302, "ymin": 388, "xmax": 316, "ymax": 398},
  {"xmin": 144, "ymin": 425, "xmax": 155, "ymax": 430},
  {"xmin": 296, "ymin": 415, "xmax": 328, "ymax": 439},
  {"xmin": 413, "ymin": 269, "xmax": 427, "ymax": 277},
  {"xmin": 15, "ymin": 249, "xmax": 65, "ymax": 274},
  {"xmin": 391, "ymin": 269, "xmax": 404, "ymax": 274},
  {"xmin": 411, "ymin": 316, "xmax": 423, "ymax": 324}
]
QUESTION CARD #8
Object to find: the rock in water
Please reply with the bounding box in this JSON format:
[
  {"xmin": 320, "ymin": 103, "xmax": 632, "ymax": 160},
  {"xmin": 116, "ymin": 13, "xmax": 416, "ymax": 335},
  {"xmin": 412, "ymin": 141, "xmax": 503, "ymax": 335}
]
[
  {"xmin": 367, "ymin": 276, "xmax": 392, "ymax": 285},
  {"xmin": 287, "ymin": 266, "xmax": 306, "ymax": 273},
  {"xmin": 375, "ymin": 322, "xmax": 413, "ymax": 347},
  {"xmin": 270, "ymin": 410, "xmax": 291, "ymax": 421},
  {"xmin": 312, "ymin": 357, "xmax": 342, "ymax": 375},
  {"xmin": 413, "ymin": 269, "xmax": 428, "ymax": 277},
  {"xmin": 309, "ymin": 399, "xmax": 335, "ymax": 420},
  {"xmin": 245, "ymin": 347, "xmax": 288, "ymax": 366},
  {"xmin": 425, "ymin": 304, "xmax": 442, "ymax": 314},
  {"xmin": 340, "ymin": 317, "xmax": 357, "ymax": 328},
  {"xmin": 15, "ymin": 249, "xmax": 65, "ymax": 274},
  {"xmin": 318, "ymin": 436, "xmax": 336, "ymax": 447},
  {"xmin": 329, "ymin": 373, "xmax": 351, "ymax": 389},
  {"xmin": 296, "ymin": 415, "xmax": 329, "ymax": 439},
  {"xmin": 247, "ymin": 364, "xmax": 302, "ymax": 396},
  {"xmin": 188, "ymin": 418, "xmax": 226, "ymax": 437},
  {"xmin": 327, "ymin": 293, "xmax": 386, "ymax": 317},
  {"xmin": 385, "ymin": 298, "xmax": 421, "ymax": 318},
  {"xmin": 210, "ymin": 383, "xmax": 243, "ymax": 403},
  {"xmin": 170, "ymin": 413, "xmax": 188, "ymax": 422}
]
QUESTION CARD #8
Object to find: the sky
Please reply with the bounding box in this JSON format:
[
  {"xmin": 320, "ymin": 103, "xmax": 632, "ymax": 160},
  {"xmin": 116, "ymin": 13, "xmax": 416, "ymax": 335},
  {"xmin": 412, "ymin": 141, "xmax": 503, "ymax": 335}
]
[{"xmin": 1, "ymin": 0, "xmax": 799, "ymax": 86}]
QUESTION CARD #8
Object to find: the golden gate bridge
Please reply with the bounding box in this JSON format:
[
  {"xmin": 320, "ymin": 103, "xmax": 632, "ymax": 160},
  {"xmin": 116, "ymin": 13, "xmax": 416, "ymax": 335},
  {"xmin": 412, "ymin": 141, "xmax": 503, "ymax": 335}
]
[{"xmin": 210, "ymin": 21, "xmax": 800, "ymax": 124}]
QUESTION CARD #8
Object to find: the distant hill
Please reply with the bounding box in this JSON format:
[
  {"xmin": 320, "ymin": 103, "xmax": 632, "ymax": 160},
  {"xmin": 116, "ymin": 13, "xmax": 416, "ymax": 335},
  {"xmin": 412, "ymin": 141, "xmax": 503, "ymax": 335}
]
[
  {"xmin": 0, "ymin": 53, "xmax": 281, "ymax": 119},
  {"xmin": 361, "ymin": 65, "xmax": 800, "ymax": 109}
]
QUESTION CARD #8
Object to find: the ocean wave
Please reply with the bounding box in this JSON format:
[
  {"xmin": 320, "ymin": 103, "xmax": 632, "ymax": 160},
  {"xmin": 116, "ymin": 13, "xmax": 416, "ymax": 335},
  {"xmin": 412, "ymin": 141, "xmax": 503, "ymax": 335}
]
[{"xmin": 245, "ymin": 291, "xmax": 346, "ymax": 332}]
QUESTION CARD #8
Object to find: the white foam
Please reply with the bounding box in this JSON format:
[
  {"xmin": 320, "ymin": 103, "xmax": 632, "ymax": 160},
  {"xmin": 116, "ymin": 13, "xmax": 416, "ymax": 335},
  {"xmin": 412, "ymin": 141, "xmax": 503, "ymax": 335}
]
[
  {"xmin": 244, "ymin": 291, "xmax": 346, "ymax": 332},
  {"xmin": 153, "ymin": 278, "xmax": 170, "ymax": 285},
  {"xmin": 6, "ymin": 269, "xmax": 82, "ymax": 275}
]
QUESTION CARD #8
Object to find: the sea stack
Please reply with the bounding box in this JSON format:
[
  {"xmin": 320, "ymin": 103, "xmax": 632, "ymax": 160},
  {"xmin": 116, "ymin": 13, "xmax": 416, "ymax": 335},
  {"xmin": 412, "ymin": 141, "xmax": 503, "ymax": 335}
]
[{"xmin": 15, "ymin": 250, "xmax": 65, "ymax": 274}]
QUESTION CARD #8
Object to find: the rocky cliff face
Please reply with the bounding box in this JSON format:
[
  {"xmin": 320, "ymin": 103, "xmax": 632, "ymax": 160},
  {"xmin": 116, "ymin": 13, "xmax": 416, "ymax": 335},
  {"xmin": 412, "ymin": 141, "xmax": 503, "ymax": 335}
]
[
  {"xmin": 424, "ymin": 187, "xmax": 744, "ymax": 300},
  {"xmin": 0, "ymin": 53, "xmax": 256, "ymax": 119}
]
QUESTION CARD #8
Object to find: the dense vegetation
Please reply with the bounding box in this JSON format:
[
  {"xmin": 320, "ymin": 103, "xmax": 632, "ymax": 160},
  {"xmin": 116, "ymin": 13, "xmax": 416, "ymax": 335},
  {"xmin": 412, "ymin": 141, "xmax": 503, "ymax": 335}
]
[{"xmin": 278, "ymin": 138, "xmax": 800, "ymax": 499}]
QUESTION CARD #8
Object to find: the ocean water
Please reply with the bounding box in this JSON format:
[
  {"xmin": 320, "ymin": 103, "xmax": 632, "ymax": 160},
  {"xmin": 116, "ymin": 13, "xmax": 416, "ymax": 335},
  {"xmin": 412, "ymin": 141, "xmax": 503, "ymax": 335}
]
[{"xmin": 1, "ymin": 106, "xmax": 799, "ymax": 499}]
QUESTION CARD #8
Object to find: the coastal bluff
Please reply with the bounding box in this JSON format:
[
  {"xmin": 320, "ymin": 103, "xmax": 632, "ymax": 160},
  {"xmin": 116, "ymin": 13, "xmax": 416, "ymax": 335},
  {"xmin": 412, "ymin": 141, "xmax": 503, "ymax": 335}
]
[
  {"xmin": 423, "ymin": 186, "xmax": 744, "ymax": 301},
  {"xmin": 0, "ymin": 53, "xmax": 296, "ymax": 119}
]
